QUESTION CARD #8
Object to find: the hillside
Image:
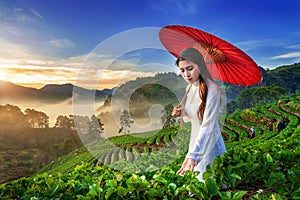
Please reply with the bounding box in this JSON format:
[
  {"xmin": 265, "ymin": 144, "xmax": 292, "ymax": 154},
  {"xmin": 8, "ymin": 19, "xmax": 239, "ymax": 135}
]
[
  {"xmin": 0, "ymin": 81, "xmax": 113, "ymax": 103},
  {"xmin": 96, "ymin": 63, "xmax": 300, "ymax": 113},
  {"xmin": 0, "ymin": 81, "xmax": 39, "ymax": 99},
  {"xmin": 1, "ymin": 94, "xmax": 299, "ymax": 199},
  {"xmin": 97, "ymin": 72, "xmax": 186, "ymax": 112},
  {"xmin": 95, "ymin": 64, "xmax": 300, "ymax": 136},
  {"xmin": 262, "ymin": 63, "xmax": 300, "ymax": 93},
  {"xmin": 0, "ymin": 128, "xmax": 83, "ymax": 184},
  {"xmin": 269, "ymin": 62, "xmax": 300, "ymax": 73},
  {"xmin": 95, "ymin": 72, "xmax": 187, "ymax": 136},
  {"xmin": 223, "ymin": 63, "xmax": 300, "ymax": 103}
]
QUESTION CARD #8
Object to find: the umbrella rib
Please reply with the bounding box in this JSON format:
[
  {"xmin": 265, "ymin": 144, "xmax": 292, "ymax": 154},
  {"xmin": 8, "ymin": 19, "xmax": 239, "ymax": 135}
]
[
  {"xmin": 230, "ymin": 56, "xmax": 260, "ymax": 77},
  {"xmin": 225, "ymin": 59, "xmax": 260, "ymax": 85},
  {"xmin": 220, "ymin": 61, "xmax": 241, "ymax": 85}
]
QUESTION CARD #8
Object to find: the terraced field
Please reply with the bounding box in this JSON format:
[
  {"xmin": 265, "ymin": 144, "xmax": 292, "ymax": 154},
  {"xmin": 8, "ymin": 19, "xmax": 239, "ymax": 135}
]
[
  {"xmin": 1, "ymin": 95, "xmax": 300, "ymax": 199},
  {"xmin": 40, "ymin": 126, "xmax": 191, "ymax": 174}
]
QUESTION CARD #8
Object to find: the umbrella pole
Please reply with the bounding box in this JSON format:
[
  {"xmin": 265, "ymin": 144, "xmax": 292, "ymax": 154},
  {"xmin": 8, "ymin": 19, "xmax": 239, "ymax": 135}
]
[{"xmin": 178, "ymin": 84, "xmax": 192, "ymax": 106}]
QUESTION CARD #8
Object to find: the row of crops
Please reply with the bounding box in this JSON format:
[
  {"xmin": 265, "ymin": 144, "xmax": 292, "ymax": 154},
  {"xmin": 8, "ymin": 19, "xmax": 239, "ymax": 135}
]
[
  {"xmin": 37, "ymin": 126, "xmax": 190, "ymax": 175},
  {"xmin": 0, "ymin": 96, "xmax": 300, "ymax": 199}
]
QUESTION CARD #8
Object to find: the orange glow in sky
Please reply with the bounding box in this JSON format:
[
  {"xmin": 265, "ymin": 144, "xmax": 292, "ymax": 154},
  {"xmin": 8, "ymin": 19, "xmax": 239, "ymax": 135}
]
[{"xmin": 0, "ymin": 57, "xmax": 155, "ymax": 90}]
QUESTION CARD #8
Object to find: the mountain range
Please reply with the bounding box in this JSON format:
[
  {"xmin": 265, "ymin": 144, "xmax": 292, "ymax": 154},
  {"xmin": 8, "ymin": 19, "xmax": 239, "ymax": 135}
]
[
  {"xmin": 1, "ymin": 62, "xmax": 300, "ymax": 105},
  {"xmin": 0, "ymin": 81, "xmax": 115, "ymax": 103}
]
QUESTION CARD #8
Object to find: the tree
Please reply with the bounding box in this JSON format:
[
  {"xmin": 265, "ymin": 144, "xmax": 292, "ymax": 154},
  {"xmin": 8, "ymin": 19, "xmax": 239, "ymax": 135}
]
[
  {"xmin": 0, "ymin": 104, "xmax": 26, "ymax": 129},
  {"xmin": 54, "ymin": 115, "xmax": 73, "ymax": 130},
  {"xmin": 24, "ymin": 109, "xmax": 49, "ymax": 128},
  {"xmin": 161, "ymin": 104, "xmax": 176, "ymax": 129},
  {"xmin": 73, "ymin": 115, "xmax": 90, "ymax": 134},
  {"xmin": 67, "ymin": 115, "xmax": 76, "ymax": 130},
  {"xmin": 88, "ymin": 114, "xmax": 104, "ymax": 140},
  {"xmin": 37, "ymin": 111, "xmax": 49, "ymax": 128},
  {"xmin": 119, "ymin": 110, "xmax": 134, "ymax": 134}
]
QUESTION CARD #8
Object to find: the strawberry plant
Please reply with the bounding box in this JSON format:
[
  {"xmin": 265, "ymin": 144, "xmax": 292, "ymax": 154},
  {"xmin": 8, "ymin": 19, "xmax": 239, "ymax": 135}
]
[{"xmin": 1, "ymin": 95, "xmax": 300, "ymax": 199}]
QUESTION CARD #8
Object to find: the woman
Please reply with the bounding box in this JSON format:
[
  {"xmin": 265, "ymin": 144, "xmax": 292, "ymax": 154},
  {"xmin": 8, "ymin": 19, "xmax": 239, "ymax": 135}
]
[{"xmin": 172, "ymin": 47, "xmax": 226, "ymax": 182}]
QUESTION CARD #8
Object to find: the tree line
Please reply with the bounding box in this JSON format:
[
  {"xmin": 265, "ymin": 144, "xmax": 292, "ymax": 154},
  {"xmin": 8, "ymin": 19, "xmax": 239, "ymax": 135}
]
[
  {"xmin": 0, "ymin": 104, "xmax": 49, "ymax": 129},
  {"xmin": 0, "ymin": 104, "xmax": 103, "ymax": 136},
  {"xmin": 0, "ymin": 103, "xmax": 177, "ymax": 138}
]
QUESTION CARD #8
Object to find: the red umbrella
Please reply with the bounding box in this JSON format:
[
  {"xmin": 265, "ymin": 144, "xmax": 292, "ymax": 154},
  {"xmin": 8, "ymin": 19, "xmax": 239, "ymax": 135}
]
[{"xmin": 159, "ymin": 25, "xmax": 262, "ymax": 86}]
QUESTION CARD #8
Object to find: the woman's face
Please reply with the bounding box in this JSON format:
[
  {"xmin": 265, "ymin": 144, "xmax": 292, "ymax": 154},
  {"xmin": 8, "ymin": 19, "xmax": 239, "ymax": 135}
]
[{"xmin": 178, "ymin": 60, "xmax": 200, "ymax": 84}]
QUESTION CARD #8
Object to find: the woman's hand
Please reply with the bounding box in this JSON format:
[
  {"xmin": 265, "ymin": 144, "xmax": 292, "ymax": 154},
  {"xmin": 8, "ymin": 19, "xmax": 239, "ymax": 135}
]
[
  {"xmin": 176, "ymin": 158, "xmax": 196, "ymax": 176},
  {"xmin": 172, "ymin": 105, "xmax": 187, "ymax": 117}
]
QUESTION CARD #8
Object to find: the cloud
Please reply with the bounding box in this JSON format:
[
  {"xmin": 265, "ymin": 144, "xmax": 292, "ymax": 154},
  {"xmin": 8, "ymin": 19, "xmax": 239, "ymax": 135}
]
[
  {"xmin": 234, "ymin": 39, "xmax": 273, "ymax": 51},
  {"xmin": 0, "ymin": 5, "xmax": 43, "ymax": 23},
  {"xmin": 1, "ymin": 64, "xmax": 78, "ymax": 87},
  {"xmin": 0, "ymin": 4, "xmax": 48, "ymax": 56},
  {"xmin": 0, "ymin": 33, "xmax": 171, "ymax": 90},
  {"xmin": 287, "ymin": 44, "xmax": 300, "ymax": 49},
  {"xmin": 293, "ymin": 30, "xmax": 300, "ymax": 37},
  {"xmin": 49, "ymin": 38, "xmax": 77, "ymax": 48},
  {"xmin": 29, "ymin": 9, "xmax": 43, "ymax": 20},
  {"xmin": 148, "ymin": 0, "xmax": 198, "ymax": 15},
  {"xmin": 75, "ymin": 69, "xmax": 157, "ymax": 90},
  {"xmin": 170, "ymin": 0, "xmax": 197, "ymax": 14},
  {"xmin": 0, "ymin": 39, "xmax": 39, "ymax": 60},
  {"xmin": 0, "ymin": 39, "xmax": 158, "ymax": 90},
  {"xmin": 269, "ymin": 51, "xmax": 300, "ymax": 60}
]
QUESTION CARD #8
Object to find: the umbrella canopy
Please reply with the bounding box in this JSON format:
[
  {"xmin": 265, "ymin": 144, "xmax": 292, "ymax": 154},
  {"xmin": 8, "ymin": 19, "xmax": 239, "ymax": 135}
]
[{"xmin": 159, "ymin": 25, "xmax": 262, "ymax": 86}]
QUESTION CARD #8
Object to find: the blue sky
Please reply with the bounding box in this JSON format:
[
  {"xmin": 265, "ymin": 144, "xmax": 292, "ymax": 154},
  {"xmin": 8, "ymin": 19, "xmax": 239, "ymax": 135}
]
[{"xmin": 1, "ymin": 0, "xmax": 300, "ymax": 89}]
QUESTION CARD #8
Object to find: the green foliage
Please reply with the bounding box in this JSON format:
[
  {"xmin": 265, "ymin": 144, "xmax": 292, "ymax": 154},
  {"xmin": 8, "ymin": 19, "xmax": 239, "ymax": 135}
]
[
  {"xmin": 228, "ymin": 85, "xmax": 286, "ymax": 113},
  {"xmin": 263, "ymin": 63, "xmax": 300, "ymax": 94},
  {"xmin": 219, "ymin": 191, "xmax": 247, "ymax": 200},
  {"xmin": 1, "ymin": 95, "xmax": 300, "ymax": 199}
]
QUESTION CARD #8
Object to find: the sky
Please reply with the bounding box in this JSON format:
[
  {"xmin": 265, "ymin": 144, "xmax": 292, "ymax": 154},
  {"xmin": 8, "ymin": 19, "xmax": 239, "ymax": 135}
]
[{"xmin": 1, "ymin": 0, "xmax": 300, "ymax": 90}]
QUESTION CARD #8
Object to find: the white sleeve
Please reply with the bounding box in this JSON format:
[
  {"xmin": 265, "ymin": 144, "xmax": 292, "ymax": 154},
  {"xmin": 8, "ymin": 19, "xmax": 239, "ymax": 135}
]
[
  {"xmin": 185, "ymin": 84, "xmax": 221, "ymax": 162},
  {"xmin": 181, "ymin": 85, "xmax": 191, "ymax": 123}
]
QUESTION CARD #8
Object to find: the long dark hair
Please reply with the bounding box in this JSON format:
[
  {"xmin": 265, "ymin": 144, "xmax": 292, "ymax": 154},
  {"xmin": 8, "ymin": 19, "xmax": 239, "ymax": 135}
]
[{"xmin": 176, "ymin": 47, "xmax": 213, "ymax": 120}]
